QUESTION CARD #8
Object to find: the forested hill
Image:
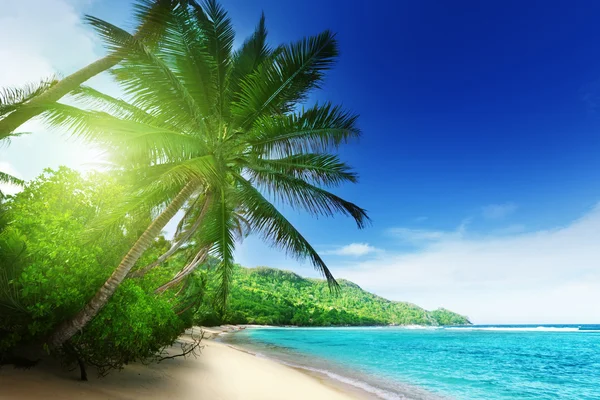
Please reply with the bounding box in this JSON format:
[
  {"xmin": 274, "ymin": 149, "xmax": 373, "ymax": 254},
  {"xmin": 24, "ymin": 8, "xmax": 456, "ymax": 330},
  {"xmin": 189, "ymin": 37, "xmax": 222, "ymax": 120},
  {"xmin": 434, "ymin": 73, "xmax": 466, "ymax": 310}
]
[{"xmin": 198, "ymin": 267, "xmax": 471, "ymax": 326}]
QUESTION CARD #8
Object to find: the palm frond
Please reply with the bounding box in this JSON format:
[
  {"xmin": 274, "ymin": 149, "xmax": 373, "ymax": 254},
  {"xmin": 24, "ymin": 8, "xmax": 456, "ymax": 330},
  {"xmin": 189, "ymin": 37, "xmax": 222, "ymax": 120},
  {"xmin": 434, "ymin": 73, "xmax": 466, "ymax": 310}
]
[
  {"xmin": 247, "ymin": 102, "xmax": 359, "ymax": 157},
  {"xmin": 248, "ymin": 166, "xmax": 370, "ymax": 229},
  {"xmin": 69, "ymin": 85, "xmax": 159, "ymax": 126},
  {"xmin": 232, "ymin": 30, "xmax": 338, "ymax": 128},
  {"xmin": 132, "ymin": 0, "xmax": 181, "ymax": 47},
  {"xmin": 0, "ymin": 77, "xmax": 57, "ymax": 118},
  {"xmin": 0, "ymin": 171, "xmax": 24, "ymax": 187},
  {"xmin": 249, "ymin": 153, "xmax": 358, "ymax": 187},
  {"xmin": 0, "ymin": 131, "xmax": 30, "ymax": 148},
  {"xmin": 203, "ymin": 187, "xmax": 236, "ymax": 307},
  {"xmin": 42, "ymin": 103, "xmax": 205, "ymax": 165},
  {"xmin": 85, "ymin": 15, "xmax": 204, "ymax": 132},
  {"xmin": 122, "ymin": 155, "xmax": 219, "ymax": 192},
  {"xmin": 229, "ymin": 12, "xmax": 270, "ymax": 101},
  {"xmin": 191, "ymin": 0, "xmax": 234, "ymax": 118},
  {"xmin": 133, "ymin": 191, "xmax": 212, "ymax": 277},
  {"xmin": 155, "ymin": 3, "xmax": 216, "ymax": 115},
  {"xmin": 173, "ymin": 190, "xmax": 203, "ymax": 238},
  {"xmin": 84, "ymin": 178, "xmax": 199, "ymax": 244},
  {"xmin": 235, "ymin": 176, "xmax": 338, "ymax": 288}
]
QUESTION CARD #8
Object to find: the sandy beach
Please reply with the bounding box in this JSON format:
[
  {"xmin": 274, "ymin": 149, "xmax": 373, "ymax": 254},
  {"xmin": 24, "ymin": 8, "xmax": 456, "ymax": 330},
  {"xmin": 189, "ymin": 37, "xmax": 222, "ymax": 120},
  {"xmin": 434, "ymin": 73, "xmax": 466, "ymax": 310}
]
[{"xmin": 0, "ymin": 327, "xmax": 367, "ymax": 400}]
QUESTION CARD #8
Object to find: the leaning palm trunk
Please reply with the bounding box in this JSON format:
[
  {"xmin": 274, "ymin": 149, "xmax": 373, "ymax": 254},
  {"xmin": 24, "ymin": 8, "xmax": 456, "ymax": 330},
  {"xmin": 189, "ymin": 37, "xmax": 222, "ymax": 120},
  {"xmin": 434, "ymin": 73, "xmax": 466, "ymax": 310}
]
[
  {"xmin": 155, "ymin": 247, "xmax": 209, "ymax": 293},
  {"xmin": 48, "ymin": 182, "xmax": 196, "ymax": 348},
  {"xmin": 0, "ymin": 0, "xmax": 173, "ymax": 138},
  {"xmin": 130, "ymin": 193, "xmax": 212, "ymax": 278},
  {"xmin": 0, "ymin": 55, "xmax": 119, "ymax": 138}
]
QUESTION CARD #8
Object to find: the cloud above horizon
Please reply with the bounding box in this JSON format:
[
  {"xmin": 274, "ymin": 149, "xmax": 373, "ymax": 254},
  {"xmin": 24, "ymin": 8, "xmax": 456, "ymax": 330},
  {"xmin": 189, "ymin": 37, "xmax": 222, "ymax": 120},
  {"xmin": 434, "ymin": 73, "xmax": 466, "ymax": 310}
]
[
  {"xmin": 0, "ymin": 0, "xmax": 113, "ymax": 185},
  {"xmin": 0, "ymin": 0, "xmax": 97, "ymax": 88},
  {"xmin": 333, "ymin": 203, "xmax": 600, "ymax": 324},
  {"xmin": 388, "ymin": 218, "xmax": 470, "ymax": 245},
  {"xmin": 322, "ymin": 243, "xmax": 381, "ymax": 257}
]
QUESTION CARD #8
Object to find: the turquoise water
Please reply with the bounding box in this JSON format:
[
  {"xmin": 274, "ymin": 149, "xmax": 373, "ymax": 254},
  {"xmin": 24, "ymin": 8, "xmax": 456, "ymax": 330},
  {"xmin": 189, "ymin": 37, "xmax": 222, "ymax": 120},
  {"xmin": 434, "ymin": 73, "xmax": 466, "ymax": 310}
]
[{"xmin": 222, "ymin": 326, "xmax": 600, "ymax": 399}]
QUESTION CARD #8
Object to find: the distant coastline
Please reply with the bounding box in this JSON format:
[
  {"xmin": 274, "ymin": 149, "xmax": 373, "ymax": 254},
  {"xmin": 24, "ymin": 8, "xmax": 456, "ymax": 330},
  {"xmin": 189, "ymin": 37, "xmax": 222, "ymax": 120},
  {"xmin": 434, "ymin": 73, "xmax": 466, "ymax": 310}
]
[{"xmin": 197, "ymin": 266, "xmax": 471, "ymax": 328}]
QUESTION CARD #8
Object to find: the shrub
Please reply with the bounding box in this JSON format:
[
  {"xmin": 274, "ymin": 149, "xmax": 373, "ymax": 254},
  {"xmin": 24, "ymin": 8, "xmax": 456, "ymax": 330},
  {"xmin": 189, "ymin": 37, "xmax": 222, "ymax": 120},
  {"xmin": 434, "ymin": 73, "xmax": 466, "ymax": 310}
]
[{"xmin": 0, "ymin": 168, "xmax": 205, "ymax": 373}]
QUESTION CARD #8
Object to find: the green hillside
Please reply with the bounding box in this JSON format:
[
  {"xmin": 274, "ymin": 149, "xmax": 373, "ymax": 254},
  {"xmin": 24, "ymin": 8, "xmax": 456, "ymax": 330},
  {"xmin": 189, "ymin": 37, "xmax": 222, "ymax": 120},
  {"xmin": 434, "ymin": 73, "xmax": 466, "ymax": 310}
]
[{"xmin": 196, "ymin": 267, "xmax": 471, "ymax": 327}]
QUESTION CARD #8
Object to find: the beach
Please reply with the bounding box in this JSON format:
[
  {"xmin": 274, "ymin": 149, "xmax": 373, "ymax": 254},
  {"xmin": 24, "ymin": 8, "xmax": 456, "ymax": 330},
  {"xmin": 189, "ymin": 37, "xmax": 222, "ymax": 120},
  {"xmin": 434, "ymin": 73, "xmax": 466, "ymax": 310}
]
[{"xmin": 0, "ymin": 327, "xmax": 368, "ymax": 400}]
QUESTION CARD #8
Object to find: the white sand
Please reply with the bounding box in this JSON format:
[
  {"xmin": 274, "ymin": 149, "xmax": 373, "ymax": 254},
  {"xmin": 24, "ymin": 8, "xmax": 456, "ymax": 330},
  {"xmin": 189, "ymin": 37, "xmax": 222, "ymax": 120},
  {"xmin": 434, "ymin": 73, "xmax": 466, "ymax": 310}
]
[{"xmin": 0, "ymin": 337, "xmax": 366, "ymax": 399}]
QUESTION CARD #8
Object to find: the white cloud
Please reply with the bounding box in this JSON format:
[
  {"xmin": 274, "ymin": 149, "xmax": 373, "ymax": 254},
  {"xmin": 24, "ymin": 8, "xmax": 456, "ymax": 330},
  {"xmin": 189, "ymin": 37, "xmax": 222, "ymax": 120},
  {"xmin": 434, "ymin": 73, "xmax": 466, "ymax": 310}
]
[
  {"xmin": 322, "ymin": 243, "xmax": 381, "ymax": 257},
  {"xmin": 388, "ymin": 218, "xmax": 470, "ymax": 245},
  {"xmin": 0, "ymin": 0, "xmax": 112, "ymax": 183},
  {"xmin": 482, "ymin": 202, "xmax": 517, "ymax": 220},
  {"xmin": 334, "ymin": 204, "xmax": 600, "ymax": 324},
  {"xmin": 0, "ymin": 0, "xmax": 97, "ymax": 87},
  {"xmin": 389, "ymin": 227, "xmax": 460, "ymax": 244}
]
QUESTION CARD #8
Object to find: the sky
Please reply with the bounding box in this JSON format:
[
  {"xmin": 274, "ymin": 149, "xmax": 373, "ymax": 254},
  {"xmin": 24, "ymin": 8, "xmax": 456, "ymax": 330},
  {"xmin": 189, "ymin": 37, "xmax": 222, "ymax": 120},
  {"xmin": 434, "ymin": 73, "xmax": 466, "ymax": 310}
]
[{"xmin": 2, "ymin": 0, "xmax": 600, "ymax": 324}]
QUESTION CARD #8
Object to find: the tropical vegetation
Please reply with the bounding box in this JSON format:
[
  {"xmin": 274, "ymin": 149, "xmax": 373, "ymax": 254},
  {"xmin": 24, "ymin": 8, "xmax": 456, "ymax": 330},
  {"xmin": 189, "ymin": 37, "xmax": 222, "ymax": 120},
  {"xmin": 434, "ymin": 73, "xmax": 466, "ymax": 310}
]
[
  {"xmin": 196, "ymin": 266, "xmax": 471, "ymax": 326},
  {"xmin": 0, "ymin": 168, "xmax": 202, "ymax": 374},
  {"xmin": 42, "ymin": 0, "xmax": 368, "ymax": 348},
  {"xmin": 0, "ymin": 0, "xmax": 371, "ymax": 376}
]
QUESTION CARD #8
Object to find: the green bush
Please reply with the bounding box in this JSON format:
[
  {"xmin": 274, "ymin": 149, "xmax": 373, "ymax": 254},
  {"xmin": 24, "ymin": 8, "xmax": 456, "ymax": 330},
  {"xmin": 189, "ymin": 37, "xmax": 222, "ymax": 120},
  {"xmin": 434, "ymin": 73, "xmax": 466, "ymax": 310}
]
[
  {"xmin": 0, "ymin": 168, "xmax": 205, "ymax": 371},
  {"xmin": 71, "ymin": 280, "xmax": 185, "ymax": 372}
]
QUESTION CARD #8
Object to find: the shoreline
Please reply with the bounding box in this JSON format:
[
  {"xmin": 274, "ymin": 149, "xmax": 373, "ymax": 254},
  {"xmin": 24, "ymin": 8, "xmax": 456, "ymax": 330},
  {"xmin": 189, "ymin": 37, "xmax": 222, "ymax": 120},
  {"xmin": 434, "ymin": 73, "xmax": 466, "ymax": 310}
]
[
  {"xmin": 215, "ymin": 325, "xmax": 448, "ymax": 400},
  {"xmin": 199, "ymin": 325, "xmax": 380, "ymax": 399},
  {"xmin": 212, "ymin": 325, "xmax": 402, "ymax": 400},
  {"xmin": 0, "ymin": 326, "xmax": 372, "ymax": 400}
]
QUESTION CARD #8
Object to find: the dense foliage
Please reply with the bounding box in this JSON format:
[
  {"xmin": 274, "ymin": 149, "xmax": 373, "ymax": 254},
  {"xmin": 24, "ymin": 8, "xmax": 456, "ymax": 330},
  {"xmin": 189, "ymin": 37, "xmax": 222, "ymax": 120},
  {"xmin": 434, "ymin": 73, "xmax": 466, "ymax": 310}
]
[
  {"xmin": 37, "ymin": 0, "xmax": 367, "ymax": 348},
  {"xmin": 196, "ymin": 266, "xmax": 471, "ymax": 327},
  {"xmin": 0, "ymin": 168, "xmax": 204, "ymax": 372},
  {"xmin": 1, "ymin": 0, "xmax": 370, "ymax": 373}
]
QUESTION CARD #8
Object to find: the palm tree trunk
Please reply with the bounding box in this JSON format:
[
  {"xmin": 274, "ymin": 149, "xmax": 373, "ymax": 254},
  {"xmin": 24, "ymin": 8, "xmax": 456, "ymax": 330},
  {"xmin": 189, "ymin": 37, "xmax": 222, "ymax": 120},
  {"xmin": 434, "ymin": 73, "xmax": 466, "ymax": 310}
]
[
  {"xmin": 0, "ymin": 55, "xmax": 120, "ymax": 139},
  {"xmin": 48, "ymin": 182, "xmax": 197, "ymax": 348},
  {"xmin": 154, "ymin": 247, "xmax": 209, "ymax": 293},
  {"xmin": 130, "ymin": 193, "xmax": 212, "ymax": 278}
]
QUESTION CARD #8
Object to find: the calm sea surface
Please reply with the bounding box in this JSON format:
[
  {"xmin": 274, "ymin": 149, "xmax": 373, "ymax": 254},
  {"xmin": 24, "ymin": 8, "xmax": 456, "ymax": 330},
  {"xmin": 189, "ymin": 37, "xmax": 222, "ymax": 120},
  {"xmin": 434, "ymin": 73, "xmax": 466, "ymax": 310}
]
[{"xmin": 220, "ymin": 325, "xmax": 600, "ymax": 400}]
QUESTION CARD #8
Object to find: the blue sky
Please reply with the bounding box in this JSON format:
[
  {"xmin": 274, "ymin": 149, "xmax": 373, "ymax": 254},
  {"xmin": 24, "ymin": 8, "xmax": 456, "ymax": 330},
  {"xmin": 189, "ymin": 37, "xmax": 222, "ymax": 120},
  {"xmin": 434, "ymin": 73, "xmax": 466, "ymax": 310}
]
[{"xmin": 2, "ymin": 0, "xmax": 600, "ymax": 323}]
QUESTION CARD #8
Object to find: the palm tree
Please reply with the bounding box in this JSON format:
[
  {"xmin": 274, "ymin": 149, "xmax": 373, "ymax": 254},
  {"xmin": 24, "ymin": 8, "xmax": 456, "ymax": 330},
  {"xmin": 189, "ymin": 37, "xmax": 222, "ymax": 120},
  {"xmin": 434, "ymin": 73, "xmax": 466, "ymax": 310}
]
[
  {"xmin": 0, "ymin": 0, "xmax": 174, "ymax": 139},
  {"xmin": 44, "ymin": 0, "xmax": 368, "ymax": 348}
]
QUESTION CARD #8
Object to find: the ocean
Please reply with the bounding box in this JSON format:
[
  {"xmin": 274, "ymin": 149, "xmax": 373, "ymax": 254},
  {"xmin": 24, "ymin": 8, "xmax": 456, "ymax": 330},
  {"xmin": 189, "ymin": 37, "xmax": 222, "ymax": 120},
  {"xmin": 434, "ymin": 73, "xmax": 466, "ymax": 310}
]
[{"xmin": 220, "ymin": 325, "xmax": 600, "ymax": 400}]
